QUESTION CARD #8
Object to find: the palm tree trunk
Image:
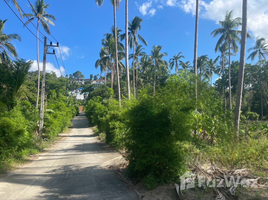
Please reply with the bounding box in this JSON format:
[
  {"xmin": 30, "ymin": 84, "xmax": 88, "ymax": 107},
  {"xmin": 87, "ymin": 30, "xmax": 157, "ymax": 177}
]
[
  {"xmin": 222, "ymin": 55, "xmax": 226, "ymax": 111},
  {"xmin": 111, "ymin": 64, "xmax": 114, "ymax": 89},
  {"xmin": 125, "ymin": 0, "xmax": 130, "ymax": 99},
  {"xmin": 136, "ymin": 61, "xmax": 139, "ymax": 98},
  {"xmin": 105, "ymin": 62, "xmax": 107, "ymax": 85},
  {"xmin": 133, "ymin": 43, "xmax": 136, "ymax": 98},
  {"xmin": 194, "ymin": 0, "xmax": 199, "ymax": 76},
  {"xmin": 234, "ymin": 0, "xmax": 247, "ymax": 136},
  {"xmin": 36, "ymin": 19, "xmax": 40, "ymax": 109},
  {"xmin": 194, "ymin": 0, "xmax": 199, "ymax": 109},
  {"xmin": 176, "ymin": 60, "xmax": 178, "ymax": 75},
  {"xmin": 228, "ymin": 43, "xmax": 232, "ymax": 110},
  {"xmin": 154, "ymin": 60, "xmax": 157, "ymax": 95},
  {"xmin": 261, "ymin": 90, "xmax": 263, "ymax": 120},
  {"xmin": 113, "ymin": 4, "xmax": 121, "ymax": 105},
  {"xmin": 259, "ymin": 54, "xmax": 263, "ymax": 120}
]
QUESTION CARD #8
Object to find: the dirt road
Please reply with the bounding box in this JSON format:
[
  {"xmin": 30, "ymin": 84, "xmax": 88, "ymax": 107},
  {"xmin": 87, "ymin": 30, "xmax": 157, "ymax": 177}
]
[{"xmin": 0, "ymin": 112, "xmax": 137, "ymax": 200}]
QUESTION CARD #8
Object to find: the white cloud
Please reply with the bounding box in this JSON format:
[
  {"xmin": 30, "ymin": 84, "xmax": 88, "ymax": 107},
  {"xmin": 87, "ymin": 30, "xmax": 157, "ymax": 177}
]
[
  {"xmin": 167, "ymin": 0, "xmax": 178, "ymax": 7},
  {"xmin": 157, "ymin": 5, "xmax": 163, "ymax": 9},
  {"xmin": 30, "ymin": 60, "xmax": 65, "ymax": 77},
  {"xmin": 178, "ymin": 0, "xmax": 268, "ymax": 38},
  {"xmin": 149, "ymin": 8, "xmax": 156, "ymax": 16},
  {"xmin": 56, "ymin": 45, "xmax": 71, "ymax": 60},
  {"xmin": 138, "ymin": 1, "xmax": 153, "ymax": 15}
]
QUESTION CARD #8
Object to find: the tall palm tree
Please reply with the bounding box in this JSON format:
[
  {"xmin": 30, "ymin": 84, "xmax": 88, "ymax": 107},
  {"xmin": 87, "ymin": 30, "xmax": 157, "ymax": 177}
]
[
  {"xmin": 101, "ymin": 30, "xmax": 125, "ymax": 90},
  {"xmin": 96, "ymin": 0, "xmax": 122, "ymax": 104},
  {"xmin": 235, "ymin": 0, "xmax": 248, "ymax": 135},
  {"xmin": 23, "ymin": 0, "xmax": 56, "ymax": 109},
  {"xmin": 197, "ymin": 55, "xmax": 208, "ymax": 81},
  {"xmin": 248, "ymin": 37, "xmax": 268, "ymax": 62},
  {"xmin": 151, "ymin": 45, "xmax": 168, "ymax": 95},
  {"xmin": 7, "ymin": 0, "xmax": 22, "ymax": 17},
  {"xmin": 179, "ymin": 61, "xmax": 191, "ymax": 70},
  {"xmin": 125, "ymin": 0, "xmax": 130, "ymax": 99},
  {"xmin": 169, "ymin": 52, "xmax": 185, "ymax": 75},
  {"xmin": 247, "ymin": 37, "xmax": 268, "ymax": 120},
  {"xmin": 0, "ymin": 19, "xmax": 21, "ymax": 64},
  {"xmin": 206, "ymin": 57, "xmax": 219, "ymax": 85},
  {"xmin": 121, "ymin": 16, "xmax": 148, "ymax": 98},
  {"xmin": 194, "ymin": 0, "xmax": 199, "ymax": 76},
  {"xmin": 129, "ymin": 45, "xmax": 146, "ymax": 97},
  {"xmin": 217, "ymin": 43, "xmax": 228, "ymax": 110},
  {"xmin": 211, "ymin": 11, "xmax": 251, "ymax": 110},
  {"xmin": 140, "ymin": 55, "xmax": 154, "ymax": 87}
]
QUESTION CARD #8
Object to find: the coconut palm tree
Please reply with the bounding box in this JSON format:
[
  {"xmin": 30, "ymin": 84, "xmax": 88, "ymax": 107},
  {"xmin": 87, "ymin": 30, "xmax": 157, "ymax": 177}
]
[
  {"xmin": 129, "ymin": 45, "xmax": 146, "ymax": 97},
  {"xmin": 96, "ymin": 0, "xmax": 122, "ymax": 104},
  {"xmin": 211, "ymin": 11, "xmax": 251, "ymax": 110},
  {"xmin": 179, "ymin": 61, "xmax": 191, "ymax": 71},
  {"xmin": 23, "ymin": 0, "xmax": 56, "ymax": 109},
  {"xmin": 7, "ymin": 0, "xmax": 22, "ymax": 17},
  {"xmin": 0, "ymin": 19, "xmax": 21, "ymax": 64},
  {"xmin": 235, "ymin": 0, "xmax": 248, "ymax": 135},
  {"xmin": 248, "ymin": 37, "xmax": 268, "ymax": 62},
  {"xmin": 206, "ymin": 57, "xmax": 219, "ymax": 85},
  {"xmin": 121, "ymin": 16, "xmax": 148, "ymax": 98},
  {"xmin": 151, "ymin": 45, "xmax": 168, "ymax": 94},
  {"xmin": 197, "ymin": 55, "xmax": 208, "ymax": 81},
  {"xmin": 125, "ymin": 0, "xmax": 130, "ymax": 99},
  {"xmin": 194, "ymin": 0, "xmax": 199, "ymax": 76},
  {"xmin": 169, "ymin": 52, "xmax": 185, "ymax": 75},
  {"xmin": 247, "ymin": 37, "xmax": 268, "ymax": 120},
  {"xmin": 217, "ymin": 43, "xmax": 228, "ymax": 110},
  {"xmin": 140, "ymin": 55, "xmax": 154, "ymax": 87}
]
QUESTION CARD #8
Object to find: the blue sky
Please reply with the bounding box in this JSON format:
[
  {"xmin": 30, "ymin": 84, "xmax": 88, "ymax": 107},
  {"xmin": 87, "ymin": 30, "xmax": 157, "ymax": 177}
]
[{"xmin": 1, "ymin": 0, "xmax": 267, "ymax": 81}]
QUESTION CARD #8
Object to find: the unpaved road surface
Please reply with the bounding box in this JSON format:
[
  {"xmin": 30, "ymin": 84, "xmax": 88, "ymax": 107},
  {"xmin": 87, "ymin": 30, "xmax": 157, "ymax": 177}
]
[{"xmin": 0, "ymin": 112, "xmax": 137, "ymax": 200}]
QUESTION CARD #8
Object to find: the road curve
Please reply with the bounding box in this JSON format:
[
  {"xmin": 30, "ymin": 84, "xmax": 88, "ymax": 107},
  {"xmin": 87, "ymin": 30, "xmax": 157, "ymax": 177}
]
[{"xmin": 0, "ymin": 112, "xmax": 137, "ymax": 200}]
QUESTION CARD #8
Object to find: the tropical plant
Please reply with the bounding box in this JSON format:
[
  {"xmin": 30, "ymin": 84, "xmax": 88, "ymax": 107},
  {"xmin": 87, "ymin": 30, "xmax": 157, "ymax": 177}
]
[
  {"xmin": 125, "ymin": 0, "xmax": 130, "ymax": 99},
  {"xmin": 129, "ymin": 45, "xmax": 146, "ymax": 97},
  {"xmin": 247, "ymin": 37, "xmax": 268, "ymax": 120},
  {"xmin": 179, "ymin": 61, "xmax": 191, "ymax": 70},
  {"xmin": 169, "ymin": 52, "xmax": 184, "ymax": 75},
  {"xmin": 235, "ymin": 0, "xmax": 248, "ymax": 135},
  {"xmin": 96, "ymin": 0, "xmax": 122, "ymax": 104},
  {"xmin": 23, "ymin": 0, "xmax": 56, "ymax": 109},
  {"xmin": 0, "ymin": 19, "xmax": 21, "ymax": 64},
  {"xmin": 206, "ymin": 57, "xmax": 219, "ymax": 85},
  {"xmin": 197, "ymin": 55, "xmax": 208, "ymax": 81},
  {"xmin": 211, "ymin": 11, "xmax": 242, "ymax": 110},
  {"xmin": 121, "ymin": 16, "xmax": 148, "ymax": 98},
  {"xmin": 151, "ymin": 45, "xmax": 168, "ymax": 94}
]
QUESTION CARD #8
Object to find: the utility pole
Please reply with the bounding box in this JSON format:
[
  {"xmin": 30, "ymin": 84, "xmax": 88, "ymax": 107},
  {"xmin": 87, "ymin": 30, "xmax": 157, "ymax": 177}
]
[{"xmin": 39, "ymin": 37, "xmax": 59, "ymax": 136}]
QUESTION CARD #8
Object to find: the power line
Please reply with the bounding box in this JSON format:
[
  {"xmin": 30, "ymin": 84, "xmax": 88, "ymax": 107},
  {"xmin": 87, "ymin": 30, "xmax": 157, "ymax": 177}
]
[
  {"xmin": 53, "ymin": 54, "xmax": 63, "ymax": 77},
  {"xmin": 3, "ymin": 0, "xmax": 44, "ymax": 44},
  {"xmin": 58, "ymin": 47, "xmax": 67, "ymax": 75}
]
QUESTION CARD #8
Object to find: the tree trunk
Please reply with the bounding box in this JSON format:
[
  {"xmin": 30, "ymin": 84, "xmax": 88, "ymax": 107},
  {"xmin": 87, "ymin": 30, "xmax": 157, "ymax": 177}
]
[
  {"xmin": 111, "ymin": 64, "xmax": 114, "ymax": 89},
  {"xmin": 136, "ymin": 61, "xmax": 139, "ymax": 98},
  {"xmin": 133, "ymin": 43, "xmax": 136, "ymax": 98},
  {"xmin": 229, "ymin": 43, "xmax": 232, "ymax": 110},
  {"xmin": 153, "ymin": 60, "xmax": 157, "ymax": 95},
  {"xmin": 222, "ymin": 55, "xmax": 226, "ymax": 111},
  {"xmin": 125, "ymin": 0, "xmax": 130, "ymax": 99},
  {"xmin": 194, "ymin": 0, "xmax": 199, "ymax": 107},
  {"xmin": 113, "ymin": 4, "xmax": 121, "ymax": 105},
  {"xmin": 261, "ymin": 90, "xmax": 263, "ymax": 120},
  {"xmin": 105, "ymin": 62, "xmax": 107, "ymax": 85},
  {"xmin": 36, "ymin": 19, "xmax": 40, "ymax": 109},
  {"xmin": 176, "ymin": 60, "xmax": 178, "ymax": 75},
  {"xmin": 194, "ymin": 0, "xmax": 199, "ymax": 76},
  {"xmin": 234, "ymin": 0, "xmax": 247, "ymax": 136}
]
